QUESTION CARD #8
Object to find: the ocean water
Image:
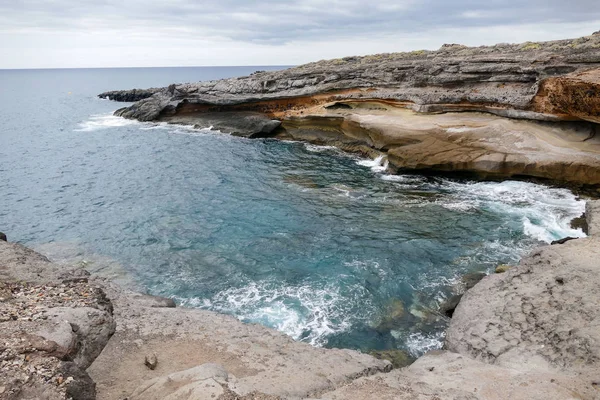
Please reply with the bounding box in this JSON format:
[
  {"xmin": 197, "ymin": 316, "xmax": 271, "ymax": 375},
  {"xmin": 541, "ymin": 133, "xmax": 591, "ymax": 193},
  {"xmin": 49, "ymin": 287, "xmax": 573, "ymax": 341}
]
[{"xmin": 0, "ymin": 67, "xmax": 586, "ymax": 356}]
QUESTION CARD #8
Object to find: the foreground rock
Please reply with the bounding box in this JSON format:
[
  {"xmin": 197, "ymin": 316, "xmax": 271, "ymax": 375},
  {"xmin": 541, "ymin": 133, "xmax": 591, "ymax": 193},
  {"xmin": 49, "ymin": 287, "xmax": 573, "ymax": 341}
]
[
  {"xmin": 446, "ymin": 201, "xmax": 600, "ymax": 397},
  {"xmin": 318, "ymin": 351, "xmax": 594, "ymax": 400},
  {"xmin": 87, "ymin": 281, "xmax": 391, "ymax": 399},
  {"xmin": 101, "ymin": 34, "xmax": 600, "ymax": 186},
  {"xmin": 0, "ymin": 242, "xmax": 115, "ymax": 400}
]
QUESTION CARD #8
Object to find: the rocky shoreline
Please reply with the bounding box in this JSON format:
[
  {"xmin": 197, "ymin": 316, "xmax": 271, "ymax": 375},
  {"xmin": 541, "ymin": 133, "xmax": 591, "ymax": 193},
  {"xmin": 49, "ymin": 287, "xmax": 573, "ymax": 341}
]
[
  {"xmin": 3, "ymin": 33, "xmax": 600, "ymax": 399},
  {"xmin": 1, "ymin": 201, "xmax": 599, "ymax": 399},
  {"xmin": 100, "ymin": 33, "xmax": 600, "ymax": 189}
]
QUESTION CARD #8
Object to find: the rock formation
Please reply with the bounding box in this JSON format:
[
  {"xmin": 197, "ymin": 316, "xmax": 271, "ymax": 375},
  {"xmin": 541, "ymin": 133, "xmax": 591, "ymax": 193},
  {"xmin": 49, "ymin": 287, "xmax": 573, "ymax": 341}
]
[
  {"xmin": 0, "ymin": 242, "xmax": 115, "ymax": 400},
  {"xmin": 100, "ymin": 34, "xmax": 600, "ymax": 187}
]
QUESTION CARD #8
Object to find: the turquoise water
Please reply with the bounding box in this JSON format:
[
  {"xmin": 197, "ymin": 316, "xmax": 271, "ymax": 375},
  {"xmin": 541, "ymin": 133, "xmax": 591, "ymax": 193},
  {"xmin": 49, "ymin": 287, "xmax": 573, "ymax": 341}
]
[{"xmin": 0, "ymin": 67, "xmax": 586, "ymax": 356}]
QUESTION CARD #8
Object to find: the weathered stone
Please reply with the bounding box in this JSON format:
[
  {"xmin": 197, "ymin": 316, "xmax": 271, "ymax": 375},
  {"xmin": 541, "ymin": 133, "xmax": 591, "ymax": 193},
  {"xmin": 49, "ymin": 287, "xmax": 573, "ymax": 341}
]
[
  {"xmin": 439, "ymin": 271, "xmax": 487, "ymax": 318},
  {"xmin": 105, "ymin": 34, "xmax": 600, "ymax": 125},
  {"xmin": 439, "ymin": 294, "xmax": 463, "ymax": 318},
  {"xmin": 98, "ymin": 88, "xmax": 161, "ymax": 102},
  {"xmin": 586, "ymin": 200, "xmax": 600, "ymax": 235},
  {"xmin": 318, "ymin": 351, "xmax": 595, "ymax": 400},
  {"xmin": 131, "ymin": 363, "xmax": 229, "ymax": 400},
  {"xmin": 87, "ymin": 281, "xmax": 391, "ymax": 399},
  {"xmin": 494, "ymin": 264, "xmax": 513, "ymax": 273},
  {"xmin": 132, "ymin": 294, "xmax": 176, "ymax": 308},
  {"xmin": 532, "ymin": 69, "xmax": 600, "ymax": 124},
  {"xmin": 144, "ymin": 353, "xmax": 158, "ymax": 370},
  {"xmin": 0, "ymin": 232, "xmax": 6, "ymax": 242},
  {"xmin": 0, "ymin": 241, "xmax": 117, "ymax": 400},
  {"xmin": 446, "ymin": 237, "xmax": 600, "ymax": 386}
]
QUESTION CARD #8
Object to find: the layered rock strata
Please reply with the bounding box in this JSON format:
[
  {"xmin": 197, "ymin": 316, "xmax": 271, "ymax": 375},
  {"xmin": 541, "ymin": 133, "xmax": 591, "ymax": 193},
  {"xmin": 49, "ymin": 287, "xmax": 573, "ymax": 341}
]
[{"xmin": 100, "ymin": 34, "xmax": 600, "ymax": 186}]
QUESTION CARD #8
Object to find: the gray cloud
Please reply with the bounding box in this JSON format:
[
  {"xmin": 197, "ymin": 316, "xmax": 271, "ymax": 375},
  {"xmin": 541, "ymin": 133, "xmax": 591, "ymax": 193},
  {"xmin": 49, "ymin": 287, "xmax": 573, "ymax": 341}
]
[{"xmin": 1, "ymin": 1, "xmax": 599, "ymax": 68}]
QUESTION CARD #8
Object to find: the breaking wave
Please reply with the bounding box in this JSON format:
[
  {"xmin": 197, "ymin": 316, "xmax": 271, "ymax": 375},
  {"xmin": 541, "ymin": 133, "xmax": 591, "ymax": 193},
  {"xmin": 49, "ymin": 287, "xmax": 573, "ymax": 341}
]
[{"xmin": 178, "ymin": 280, "xmax": 375, "ymax": 346}]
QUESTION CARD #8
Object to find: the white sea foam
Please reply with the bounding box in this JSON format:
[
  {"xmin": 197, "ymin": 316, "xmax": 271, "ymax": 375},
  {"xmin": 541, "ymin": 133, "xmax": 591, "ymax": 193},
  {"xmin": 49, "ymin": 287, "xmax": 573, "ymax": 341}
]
[
  {"xmin": 344, "ymin": 260, "xmax": 389, "ymax": 279},
  {"xmin": 304, "ymin": 144, "xmax": 340, "ymax": 153},
  {"xmin": 438, "ymin": 180, "xmax": 586, "ymax": 243},
  {"xmin": 179, "ymin": 280, "xmax": 373, "ymax": 346},
  {"xmin": 75, "ymin": 113, "xmax": 226, "ymax": 138},
  {"xmin": 374, "ymin": 178, "xmax": 586, "ymax": 244},
  {"xmin": 357, "ymin": 155, "xmax": 389, "ymax": 173},
  {"xmin": 403, "ymin": 331, "xmax": 446, "ymax": 357},
  {"xmin": 139, "ymin": 122, "xmax": 170, "ymax": 131},
  {"xmin": 380, "ymin": 174, "xmax": 426, "ymax": 183},
  {"xmin": 75, "ymin": 113, "xmax": 141, "ymax": 132}
]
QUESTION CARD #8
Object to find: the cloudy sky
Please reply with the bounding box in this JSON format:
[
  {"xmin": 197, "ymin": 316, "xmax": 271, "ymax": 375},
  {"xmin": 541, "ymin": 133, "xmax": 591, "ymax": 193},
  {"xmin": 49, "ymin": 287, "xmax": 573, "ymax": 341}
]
[{"xmin": 1, "ymin": 1, "xmax": 599, "ymax": 69}]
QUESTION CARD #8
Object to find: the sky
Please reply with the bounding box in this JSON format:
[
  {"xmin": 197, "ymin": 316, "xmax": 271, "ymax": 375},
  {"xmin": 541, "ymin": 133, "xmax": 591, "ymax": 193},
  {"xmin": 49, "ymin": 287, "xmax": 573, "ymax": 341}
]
[{"xmin": 1, "ymin": 1, "xmax": 599, "ymax": 69}]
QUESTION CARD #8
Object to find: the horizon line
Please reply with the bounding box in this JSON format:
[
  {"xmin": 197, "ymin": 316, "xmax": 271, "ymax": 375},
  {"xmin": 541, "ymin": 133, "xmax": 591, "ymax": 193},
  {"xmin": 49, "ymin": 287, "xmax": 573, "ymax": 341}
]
[{"xmin": 0, "ymin": 64, "xmax": 295, "ymax": 71}]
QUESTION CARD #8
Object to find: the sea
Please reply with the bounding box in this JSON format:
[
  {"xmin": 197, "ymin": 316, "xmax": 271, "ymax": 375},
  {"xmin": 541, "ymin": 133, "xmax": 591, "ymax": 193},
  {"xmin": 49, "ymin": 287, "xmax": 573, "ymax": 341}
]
[{"xmin": 0, "ymin": 66, "xmax": 586, "ymax": 357}]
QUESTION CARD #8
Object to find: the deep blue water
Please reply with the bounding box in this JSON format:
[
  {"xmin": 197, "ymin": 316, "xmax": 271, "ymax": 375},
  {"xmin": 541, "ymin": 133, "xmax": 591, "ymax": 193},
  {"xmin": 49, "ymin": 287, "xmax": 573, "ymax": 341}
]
[{"xmin": 0, "ymin": 67, "xmax": 586, "ymax": 355}]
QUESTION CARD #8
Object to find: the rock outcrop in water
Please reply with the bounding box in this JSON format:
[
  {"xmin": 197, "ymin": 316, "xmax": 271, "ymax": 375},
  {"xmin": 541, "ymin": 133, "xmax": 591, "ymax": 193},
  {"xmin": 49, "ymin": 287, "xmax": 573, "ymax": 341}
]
[
  {"xmin": 2, "ymin": 200, "xmax": 600, "ymax": 399},
  {"xmin": 100, "ymin": 34, "xmax": 600, "ymax": 187}
]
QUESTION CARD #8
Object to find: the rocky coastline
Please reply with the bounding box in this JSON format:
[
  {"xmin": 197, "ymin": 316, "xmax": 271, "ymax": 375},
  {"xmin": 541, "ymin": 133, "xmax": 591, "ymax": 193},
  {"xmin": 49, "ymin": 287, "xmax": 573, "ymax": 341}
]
[
  {"xmin": 1, "ymin": 201, "xmax": 599, "ymax": 399},
  {"xmin": 100, "ymin": 33, "xmax": 600, "ymax": 190},
  {"xmin": 2, "ymin": 33, "xmax": 600, "ymax": 399}
]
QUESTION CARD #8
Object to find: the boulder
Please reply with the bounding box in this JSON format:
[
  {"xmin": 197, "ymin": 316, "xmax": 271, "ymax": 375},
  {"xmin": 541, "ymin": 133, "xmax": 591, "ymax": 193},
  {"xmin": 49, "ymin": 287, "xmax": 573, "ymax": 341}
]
[
  {"xmin": 446, "ymin": 237, "xmax": 600, "ymax": 385},
  {"xmin": 38, "ymin": 307, "xmax": 116, "ymax": 369}
]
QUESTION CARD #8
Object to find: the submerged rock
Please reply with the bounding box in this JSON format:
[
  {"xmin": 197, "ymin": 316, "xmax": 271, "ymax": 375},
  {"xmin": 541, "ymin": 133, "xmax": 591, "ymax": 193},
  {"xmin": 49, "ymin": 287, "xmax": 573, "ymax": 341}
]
[
  {"xmin": 375, "ymin": 299, "xmax": 411, "ymax": 332},
  {"xmin": 368, "ymin": 349, "xmax": 415, "ymax": 369},
  {"xmin": 570, "ymin": 212, "xmax": 588, "ymax": 234}
]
